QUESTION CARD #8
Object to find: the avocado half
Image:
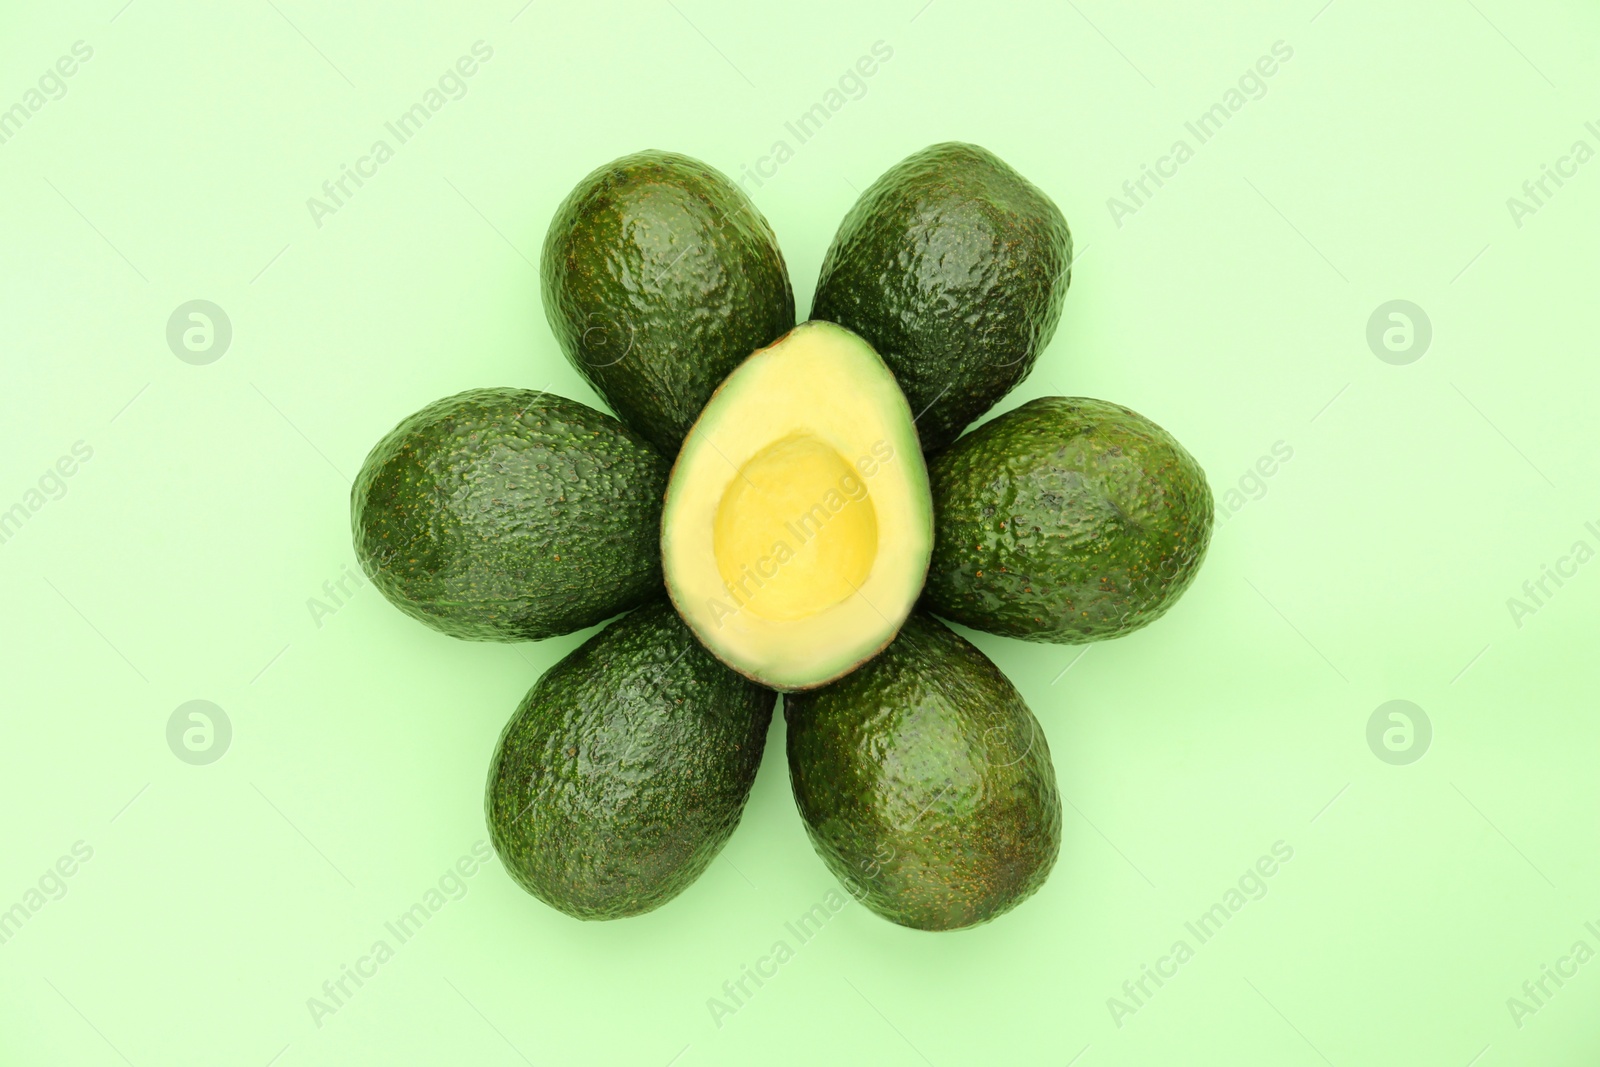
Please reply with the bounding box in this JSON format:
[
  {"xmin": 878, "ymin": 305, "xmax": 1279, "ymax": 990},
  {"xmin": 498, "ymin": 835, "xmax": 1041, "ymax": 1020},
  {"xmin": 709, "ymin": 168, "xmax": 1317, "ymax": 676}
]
[{"xmin": 661, "ymin": 321, "xmax": 933, "ymax": 691}]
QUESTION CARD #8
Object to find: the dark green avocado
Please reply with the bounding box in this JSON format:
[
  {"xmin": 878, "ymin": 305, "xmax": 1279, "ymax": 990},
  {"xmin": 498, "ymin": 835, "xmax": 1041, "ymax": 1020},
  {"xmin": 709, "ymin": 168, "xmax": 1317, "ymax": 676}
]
[
  {"xmin": 785, "ymin": 613, "xmax": 1060, "ymax": 931},
  {"xmin": 351, "ymin": 387, "xmax": 668, "ymax": 641},
  {"xmin": 925, "ymin": 396, "xmax": 1213, "ymax": 643},
  {"xmin": 485, "ymin": 601, "xmax": 775, "ymax": 920},
  {"xmin": 541, "ymin": 150, "xmax": 796, "ymax": 455},
  {"xmin": 811, "ymin": 142, "xmax": 1071, "ymax": 452}
]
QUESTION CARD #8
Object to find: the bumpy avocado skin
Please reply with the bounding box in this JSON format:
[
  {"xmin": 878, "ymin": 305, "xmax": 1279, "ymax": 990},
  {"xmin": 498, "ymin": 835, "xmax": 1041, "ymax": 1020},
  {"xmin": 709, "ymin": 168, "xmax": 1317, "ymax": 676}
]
[
  {"xmin": 351, "ymin": 388, "xmax": 669, "ymax": 641},
  {"xmin": 485, "ymin": 601, "xmax": 776, "ymax": 920},
  {"xmin": 541, "ymin": 150, "xmax": 796, "ymax": 455},
  {"xmin": 785, "ymin": 614, "xmax": 1060, "ymax": 931},
  {"xmin": 810, "ymin": 142, "xmax": 1071, "ymax": 452},
  {"xmin": 925, "ymin": 397, "xmax": 1213, "ymax": 643}
]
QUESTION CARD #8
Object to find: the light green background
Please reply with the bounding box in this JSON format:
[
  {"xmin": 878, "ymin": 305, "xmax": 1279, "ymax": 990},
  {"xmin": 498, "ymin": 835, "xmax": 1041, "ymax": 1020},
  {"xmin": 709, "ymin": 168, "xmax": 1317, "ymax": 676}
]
[{"xmin": 2, "ymin": 0, "xmax": 1597, "ymax": 1064}]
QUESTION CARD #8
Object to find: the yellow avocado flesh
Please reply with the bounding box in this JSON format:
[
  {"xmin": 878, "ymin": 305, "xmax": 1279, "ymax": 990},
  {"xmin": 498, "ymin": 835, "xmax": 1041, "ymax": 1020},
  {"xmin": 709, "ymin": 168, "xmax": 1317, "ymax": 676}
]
[
  {"xmin": 713, "ymin": 434, "xmax": 879, "ymax": 622},
  {"xmin": 662, "ymin": 320, "xmax": 933, "ymax": 691}
]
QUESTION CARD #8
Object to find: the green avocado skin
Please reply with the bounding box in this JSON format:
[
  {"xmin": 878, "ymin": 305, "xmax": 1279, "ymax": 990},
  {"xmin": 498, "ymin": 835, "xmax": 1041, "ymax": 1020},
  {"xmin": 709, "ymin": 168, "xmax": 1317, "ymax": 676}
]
[
  {"xmin": 541, "ymin": 150, "xmax": 796, "ymax": 455},
  {"xmin": 351, "ymin": 388, "xmax": 669, "ymax": 642},
  {"xmin": 785, "ymin": 614, "xmax": 1060, "ymax": 931},
  {"xmin": 811, "ymin": 142, "xmax": 1071, "ymax": 452},
  {"xmin": 926, "ymin": 397, "xmax": 1213, "ymax": 643},
  {"xmin": 485, "ymin": 601, "xmax": 775, "ymax": 920}
]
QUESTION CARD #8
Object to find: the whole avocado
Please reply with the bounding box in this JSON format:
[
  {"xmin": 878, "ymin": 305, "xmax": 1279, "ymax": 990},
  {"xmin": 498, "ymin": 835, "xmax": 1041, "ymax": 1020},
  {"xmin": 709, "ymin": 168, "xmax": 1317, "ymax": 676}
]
[
  {"xmin": 925, "ymin": 396, "xmax": 1213, "ymax": 643},
  {"xmin": 811, "ymin": 142, "xmax": 1071, "ymax": 452},
  {"xmin": 485, "ymin": 601, "xmax": 775, "ymax": 920},
  {"xmin": 351, "ymin": 388, "xmax": 668, "ymax": 641},
  {"xmin": 785, "ymin": 614, "xmax": 1060, "ymax": 931},
  {"xmin": 541, "ymin": 150, "xmax": 796, "ymax": 455}
]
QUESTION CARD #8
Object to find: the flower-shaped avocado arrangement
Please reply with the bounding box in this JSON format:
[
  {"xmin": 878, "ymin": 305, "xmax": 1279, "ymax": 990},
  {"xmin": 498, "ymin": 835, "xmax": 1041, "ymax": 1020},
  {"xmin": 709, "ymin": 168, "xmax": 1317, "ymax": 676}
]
[{"xmin": 352, "ymin": 143, "xmax": 1213, "ymax": 931}]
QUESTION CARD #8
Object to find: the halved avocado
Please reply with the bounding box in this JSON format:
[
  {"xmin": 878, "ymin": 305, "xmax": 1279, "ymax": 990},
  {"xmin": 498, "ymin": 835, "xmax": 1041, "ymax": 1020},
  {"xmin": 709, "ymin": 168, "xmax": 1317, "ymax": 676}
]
[{"xmin": 662, "ymin": 321, "xmax": 933, "ymax": 691}]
